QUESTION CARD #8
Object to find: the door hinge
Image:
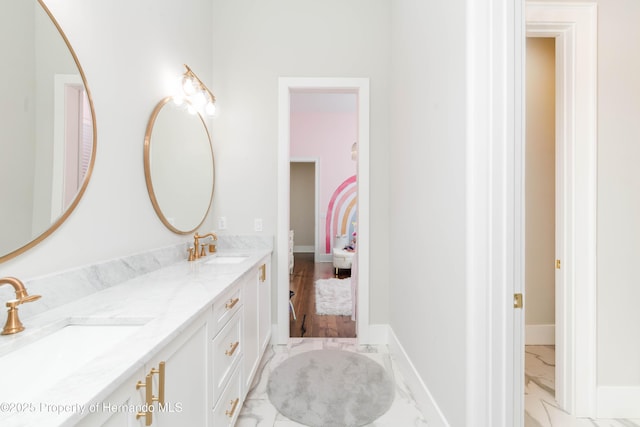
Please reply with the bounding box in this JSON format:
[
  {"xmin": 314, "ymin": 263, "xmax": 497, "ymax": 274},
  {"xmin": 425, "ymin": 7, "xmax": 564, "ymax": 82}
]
[
  {"xmin": 513, "ymin": 293, "xmax": 523, "ymax": 309},
  {"xmin": 556, "ymin": 259, "xmax": 561, "ymax": 269}
]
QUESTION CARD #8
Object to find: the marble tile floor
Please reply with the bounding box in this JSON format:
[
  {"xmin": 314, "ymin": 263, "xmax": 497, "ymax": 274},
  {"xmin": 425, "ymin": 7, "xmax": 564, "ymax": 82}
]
[
  {"xmin": 237, "ymin": 338, "xmax": 428, "ymax": 426},
  {"xmin": 525, "ymin": 345, "xmax": 640, "ymax": 427}
]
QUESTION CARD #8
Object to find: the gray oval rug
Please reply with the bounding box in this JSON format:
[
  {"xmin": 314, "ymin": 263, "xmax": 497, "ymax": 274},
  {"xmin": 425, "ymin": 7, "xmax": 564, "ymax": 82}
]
[{"xmin": 267, "ymin": 350, "xmax": 394, "ymax": 427}]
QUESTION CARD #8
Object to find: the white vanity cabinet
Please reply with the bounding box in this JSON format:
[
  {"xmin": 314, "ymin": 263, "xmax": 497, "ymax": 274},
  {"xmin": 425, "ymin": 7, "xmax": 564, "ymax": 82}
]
[
  {"xmin": 71, "ymin": 252, "xmax": 272, "ymax": 427},
  {"xmin": 214, "ymin": 256, "xmax": 272, "ymax": 425},
  {"xmin": 76, "ymin": 313, "xmax": 209, "ymax": 427},
  {"xmin": 145, "ymin": 314, "xmax": 209, "ymax": 427},
  {"xmin": 243, "ymin": 257, "xmax": 272, "ymax": 395},
  {"xmin": 258, "ymin": 259, "xmax": 272, "ymax": 356},
  {"xmin": 75, "ymin": 368, "xmax": 146, "ymax": 427},
  {"xmin": 210, "ymin": 278, "xmax": 244, "ymax": 421}
]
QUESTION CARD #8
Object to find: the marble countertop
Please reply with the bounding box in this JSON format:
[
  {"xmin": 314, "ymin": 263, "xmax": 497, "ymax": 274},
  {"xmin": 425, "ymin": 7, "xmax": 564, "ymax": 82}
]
[{"xmin": 0, "ymin": 248, "xmax": 271, "ymax": 427}]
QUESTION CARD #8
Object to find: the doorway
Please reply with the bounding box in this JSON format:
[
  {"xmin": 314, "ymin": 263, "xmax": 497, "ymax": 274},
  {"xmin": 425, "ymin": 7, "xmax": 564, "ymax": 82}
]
[
  {"xmin": 524, "ymin": 35, "xmax": 558, "ymax": 421},
  {"xmin": 288, "ymin": 91, "xmax": 358, "ymax": 338},
  {"xmin": 276, "ymin": 77, "xmax": 370, "ymax": 344},
  {"xmin": 522, "ymin": 2, "xmax": 598, "ymax": 419},
  {"xmin": 52, "ymin": 74, "xmax": 91, "ymax": 220}
]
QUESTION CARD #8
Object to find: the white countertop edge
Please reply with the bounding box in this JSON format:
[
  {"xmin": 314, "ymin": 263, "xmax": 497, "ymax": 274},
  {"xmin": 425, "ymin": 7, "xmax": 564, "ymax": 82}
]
[{"xmin": 0, "ymin": 248, "xmax": 272, "ymax": 427}]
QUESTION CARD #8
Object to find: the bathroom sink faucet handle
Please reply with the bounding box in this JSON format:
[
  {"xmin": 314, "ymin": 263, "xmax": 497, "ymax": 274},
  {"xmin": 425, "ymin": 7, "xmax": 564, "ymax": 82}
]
[
  {"xmin": 193, "ymin": 231, "xmax": 218, "ymax": 260},
  {"xmin": 0, "ymin": 276, "xmax": 41, "ymax": 335}
]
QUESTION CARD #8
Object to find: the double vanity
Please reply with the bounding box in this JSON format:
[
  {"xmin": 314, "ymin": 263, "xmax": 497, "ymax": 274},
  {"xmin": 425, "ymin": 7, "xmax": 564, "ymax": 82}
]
[
  {"xmin": 0, "ymin": 246, "xmax": 272, "ymax": 427},
  {"xmin": 1, "ymin": 3, "xmax": 269, "ymax": 426}
]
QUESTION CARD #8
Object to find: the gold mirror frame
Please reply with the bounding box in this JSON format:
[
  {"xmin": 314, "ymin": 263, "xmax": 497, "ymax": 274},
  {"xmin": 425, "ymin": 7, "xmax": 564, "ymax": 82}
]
[
  {"xmin": 143, "ymin": 97, "xmax": 215, "ymax": 234},
  {"xmin": 0, "ymin": 0, "xmax": 97, "ymax": 264}
]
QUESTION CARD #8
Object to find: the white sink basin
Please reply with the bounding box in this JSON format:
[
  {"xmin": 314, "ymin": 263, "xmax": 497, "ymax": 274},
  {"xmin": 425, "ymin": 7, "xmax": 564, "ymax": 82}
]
[
  {"xmin": 206, "ymin": 255, "xmax": 249, "ymax": 265},
  {"xmin": 0, "ymin": 318, "xmax": 147, "ymax": 403}
]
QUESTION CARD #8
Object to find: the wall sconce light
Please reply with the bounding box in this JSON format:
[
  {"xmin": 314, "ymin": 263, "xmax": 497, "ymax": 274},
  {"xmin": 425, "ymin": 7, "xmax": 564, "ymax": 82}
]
[
  {"xmin": 351, "ymin": 142, "xmax": 358, "ymax": 161},
  {"xmin": 175, "ymin": 64, "xmax": 216, "ymax": 116}
]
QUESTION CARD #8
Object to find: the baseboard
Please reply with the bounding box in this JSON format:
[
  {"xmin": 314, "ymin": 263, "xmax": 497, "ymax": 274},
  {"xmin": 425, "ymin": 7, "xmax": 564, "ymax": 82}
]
[
  {"xmin": 388, "ymin": 327, "xmax": 449, "ymax": 426},
  {"xmin": 525, "ymin": 324, "xmax": 555, "ymax": 345},
  {"xmin": 316, "ymin": 253, "xmax": 332, "ymax": 263},
  {"xmin": 293, "ymin": 245, "xmax": 314, "ymax": 253},
  {"xmin": 597, "ymin": 386, "xmax": 640, "ymax": 418},
  {"xmin": 365, "ymin": 324, "xmax": 389, "ymax": 345},
  {"xmin": 270, "ymin": 324, "xmax": 389, "ymax": 346}
]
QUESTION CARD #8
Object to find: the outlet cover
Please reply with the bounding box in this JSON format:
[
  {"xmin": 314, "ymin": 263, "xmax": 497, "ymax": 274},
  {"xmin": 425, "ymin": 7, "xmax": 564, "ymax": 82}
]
[
  {"xmin": 218, "ymin": 217, "xmax": 227, "ymax": 230},
  {"xmin": 254, "ymin": 218, "xmax": 263, "ymax": 232}
]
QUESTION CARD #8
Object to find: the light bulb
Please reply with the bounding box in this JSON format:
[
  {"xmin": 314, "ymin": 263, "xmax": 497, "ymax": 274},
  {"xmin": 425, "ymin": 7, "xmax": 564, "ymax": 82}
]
[
  {"xmin": 187, "ymin": 104, "xmax": 197, "ymax": 115},
  {"xmin": 205, "ymin": 102, "xmax": 216, "ymax": 116},
  {"xmin": 182, "ymin": 76, "xmax": 197, "ymax": 96},
  {"xmin": 192, "ymin": 90, "xmax": 207, "ymax": 108},
  {"xmin": 173, "ymin": 95, "xmax": 184, "ymax": 106}
]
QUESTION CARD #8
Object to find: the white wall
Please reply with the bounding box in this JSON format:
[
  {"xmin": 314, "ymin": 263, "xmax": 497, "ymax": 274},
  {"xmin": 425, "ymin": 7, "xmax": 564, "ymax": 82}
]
[
  {"xmin": 597, "ymin": 0, "xmax": 640, "ymax": 386},
  {"xmin": 210, "ymin": 0, "xmax": 391, "ymax": 323},
  {"xmin": 290, "ymin": 98, "xmax": 358, "ymax": 255},
  {"xmin": 389, "ymin": 1, "xmax": 468, "ymax": 425},
  {"xmin": 0, "ymin": 0, "xmax": 214, "ymax": 281}
]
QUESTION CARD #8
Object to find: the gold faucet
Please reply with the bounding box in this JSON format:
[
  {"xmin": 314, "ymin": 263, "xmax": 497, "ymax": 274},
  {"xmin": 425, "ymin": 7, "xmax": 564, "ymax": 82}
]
[
  {"xmin": 1, "ymin": 277, "xmax": 41, "ymax": 335},
  {"xmin": 191, "ymin": 232, "xmax": 218, "ymax": 260}
]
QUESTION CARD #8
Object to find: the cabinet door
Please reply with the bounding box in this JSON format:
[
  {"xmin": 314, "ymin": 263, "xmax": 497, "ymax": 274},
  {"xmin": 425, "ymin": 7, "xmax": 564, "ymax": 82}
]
[
  {"xmin": 148, "ymin": 315, "xmax": 208, "ymax": 427},
  {"xmin": 75, "ymin": 368, "xmax": 146, "ymax": 427},
  {"xmin": 242, "ymin": 269, "xmax": 259, "ymax": 395},
  {"xmin": 258, "ymin": 259, "xmax": 272, "ymax": 353}
]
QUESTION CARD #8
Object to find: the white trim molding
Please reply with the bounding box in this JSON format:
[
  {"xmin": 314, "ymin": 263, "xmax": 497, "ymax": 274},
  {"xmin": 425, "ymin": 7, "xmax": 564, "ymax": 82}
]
[
  {"xmin": 525, "ymin": 324, "xmax": 555, "ymax": 345},
  {"xmin": 466, "ymin": 0, "xmax": 523, "ymax": 425},
  {"xmin": 292, "ymin": 246, "xmax": 314, "ymax": 253},
  {"xmin": 526, "ymin": 2, "xmax": 598, "ymax": 417},
  {"xmin": 388, "ymin": 327, "xmax": 449, "ymax": 426}
]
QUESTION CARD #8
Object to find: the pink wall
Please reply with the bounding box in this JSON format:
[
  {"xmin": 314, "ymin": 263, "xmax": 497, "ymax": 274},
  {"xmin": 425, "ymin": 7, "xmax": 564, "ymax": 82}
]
[{"xmin": 290, "ymin": 110, "xmax": 357, "ymax": 254}]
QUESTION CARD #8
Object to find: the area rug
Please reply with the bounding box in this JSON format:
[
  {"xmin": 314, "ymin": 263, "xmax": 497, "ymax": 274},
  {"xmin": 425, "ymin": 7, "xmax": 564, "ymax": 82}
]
[
  {"xmin": 315, "ymin": 278, "xmax": 352, "ymax": 315},
  {"xmin": 267, "ymin": 350, "xmax": 394, "ymax": 427}
]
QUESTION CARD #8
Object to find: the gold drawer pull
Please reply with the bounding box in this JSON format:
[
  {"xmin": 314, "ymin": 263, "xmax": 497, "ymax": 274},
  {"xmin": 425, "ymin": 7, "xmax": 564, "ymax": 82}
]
[
  {"xmin": 150, "ymin": 361, "xmax": 166, "ymax": 405},
  {"xmin": 225, "ymin": 398, "xmax": 240, "ymax": 418},
  {"xmin": 225, "ymin": 297, "xmax": 239, "ymax": 310},
  {"xmin": 225, "ymin": 341, "xmax": 240, "ymax": 356},
  {"xmin": 259, "ymin": 264, "xmax": 266, "ymax": 282},
  {"xmin": 135, "ymin": 374, "xmax": 153, "ymax": 426}
]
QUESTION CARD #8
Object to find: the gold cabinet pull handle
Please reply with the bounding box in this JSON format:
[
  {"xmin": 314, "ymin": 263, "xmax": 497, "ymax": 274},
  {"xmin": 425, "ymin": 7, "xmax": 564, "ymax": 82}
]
[
  {"xmin": 225, "ymin": 297, "xmax": 239, "ymax": 310},
  {"xmin": 136, "ymin": 374, "xmax": 153, "ymax": 426},
  {"xmin": 225, "ymin": 398, "xmax": 240, "ymax": 418},
  {"xmin": 225, "ymin": 341, "xmax": 240, "ymax": 356},
  {"xmin": 259, "ymin": 264, "xmax": 266, "ymax": 282},
  {"xmin": 150, "ymin": 361, "xmax": 166, "ymax": 405}
]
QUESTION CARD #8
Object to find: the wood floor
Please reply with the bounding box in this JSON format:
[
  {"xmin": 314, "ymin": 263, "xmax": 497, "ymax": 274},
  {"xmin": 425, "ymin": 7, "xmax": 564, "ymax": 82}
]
[{"xmin": 289, "ymin": 253, "xmax": 356, "ymax": 338}]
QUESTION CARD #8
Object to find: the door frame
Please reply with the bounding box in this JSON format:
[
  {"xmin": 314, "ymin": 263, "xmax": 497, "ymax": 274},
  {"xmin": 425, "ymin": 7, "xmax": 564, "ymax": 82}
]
[
  {"xmin": 276, "ymin": 77, "xmax": 370, "ymax": 344},
  {"xmin": 525, "ymin": 2, "xmax": 598, "ymax": 417},
  {"xmin": 289, "ymin": 158, "xmax": 320, "ymax": 259}
]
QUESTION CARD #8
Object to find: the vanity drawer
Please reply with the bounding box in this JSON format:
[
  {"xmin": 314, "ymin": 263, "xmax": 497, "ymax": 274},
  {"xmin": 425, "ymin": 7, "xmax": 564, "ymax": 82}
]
[
  {"xmin": 212, "ymin": 281, "xmax": 241, "ymax": 335},
  {"xmin": 212, "ymin": 308, "xmax": 242, "ymax": 403},
  {"xmin": 212, "ymin": 364, "xmax": 243, "ymax": 427}
]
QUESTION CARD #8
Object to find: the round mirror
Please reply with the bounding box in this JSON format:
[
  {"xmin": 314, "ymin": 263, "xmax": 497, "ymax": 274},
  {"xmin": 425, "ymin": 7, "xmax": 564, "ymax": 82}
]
[
  {"xmin": 144, "ymin": 97, "xmax": 215, "ymax": 234},
  {"xmin": 0, "ymin": 0, "xmax": 96, "ymax": 263}
]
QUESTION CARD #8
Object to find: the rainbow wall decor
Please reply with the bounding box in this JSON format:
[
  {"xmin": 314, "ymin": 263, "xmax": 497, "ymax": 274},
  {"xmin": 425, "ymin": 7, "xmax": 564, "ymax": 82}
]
[{"xmin": 325, "ymin": 175, "xmax": 357, "ymax": 253}]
